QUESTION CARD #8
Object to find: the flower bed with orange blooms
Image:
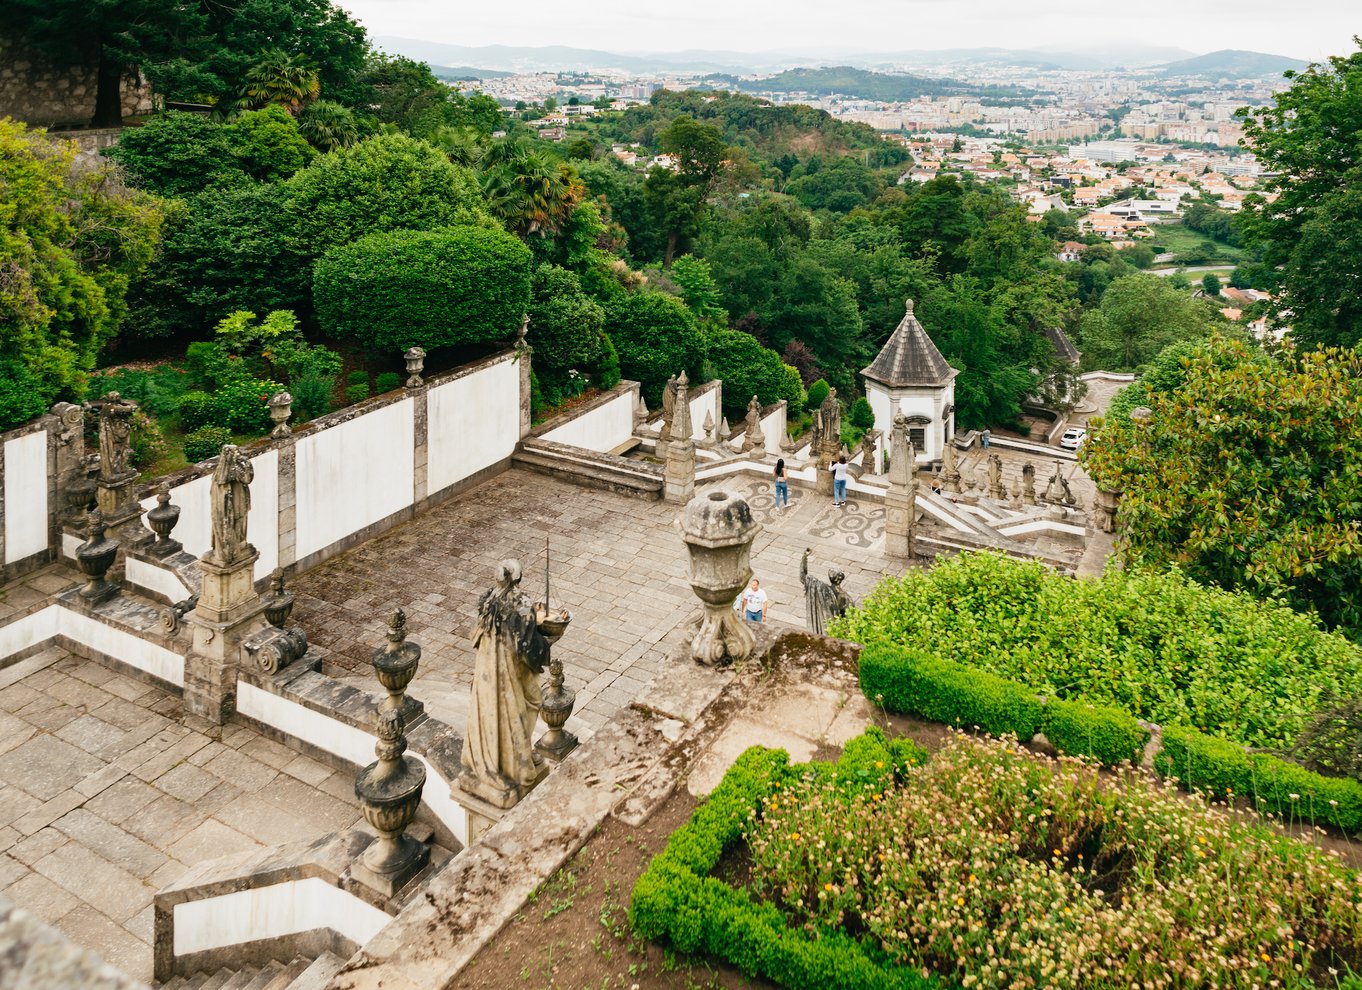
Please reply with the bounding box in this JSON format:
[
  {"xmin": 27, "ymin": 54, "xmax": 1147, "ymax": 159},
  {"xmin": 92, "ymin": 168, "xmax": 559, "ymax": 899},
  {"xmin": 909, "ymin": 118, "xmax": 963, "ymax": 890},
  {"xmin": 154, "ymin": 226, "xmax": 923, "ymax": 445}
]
[{"xmin": 634, "ymin": 729, "xmax": 1362, "ymax": 990}]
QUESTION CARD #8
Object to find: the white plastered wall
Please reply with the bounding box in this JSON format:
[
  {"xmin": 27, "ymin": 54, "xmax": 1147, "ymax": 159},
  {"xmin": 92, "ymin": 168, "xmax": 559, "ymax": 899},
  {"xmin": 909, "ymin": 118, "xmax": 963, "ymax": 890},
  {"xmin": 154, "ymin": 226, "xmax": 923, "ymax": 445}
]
[
  {"xmin": 539, "ymin": 389, "xmax": 636, "ymax": 452},
  {"xmin": 4, "ymin": 431, "xmax": 48, "ymax": 564},
  {"xmin": 427, "ymin": 358, "xmax": 520, "ymax": 495}
]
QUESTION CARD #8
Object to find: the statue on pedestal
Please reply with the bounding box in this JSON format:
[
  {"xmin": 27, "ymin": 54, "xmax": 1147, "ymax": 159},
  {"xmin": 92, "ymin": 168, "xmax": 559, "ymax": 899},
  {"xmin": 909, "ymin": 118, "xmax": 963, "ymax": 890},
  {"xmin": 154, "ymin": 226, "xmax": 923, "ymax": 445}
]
[
  {"xmin": 460, "ymin": 560, "xmax": 551, "ymax": 808},
  {"xmin": 859, "ymin": 429, "xmax": 880, "ymax": 474},
  {"xmin": 800, "ymin": 548, "xmax": 853, "ymax": 635},
  {"xmin": 97, "ymin": 393, "xmax": 137, "ymax": 482},
  {"xmin": 987, "ymin": 453, "xmax": 1006, "ymax": 501},
  {"xmin": 742, "ymin": 395, "xmax": 765, "ymax": 455},
  {"xmin": 658, "ymin": 374, "xmax": 678, "ymax": 455},
  {"xmin": 210, "ymin": 446, "xmax": 255, "ymax": 567}
]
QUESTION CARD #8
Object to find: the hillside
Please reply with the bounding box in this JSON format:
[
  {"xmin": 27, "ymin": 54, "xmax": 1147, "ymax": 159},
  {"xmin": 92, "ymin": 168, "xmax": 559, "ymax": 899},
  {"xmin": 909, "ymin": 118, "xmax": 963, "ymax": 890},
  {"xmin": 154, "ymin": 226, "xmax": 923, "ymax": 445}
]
[
  {"xmin": 429, "ymin": 64, "xmax": 512, "ymax": 80},
  {"xmin": 1159, "ymin": 49, "xmax": 1307, "ymax": 79},
  {"xmin": 736, "ymin": 65, "xmax": 1036, "ymax": 102}
]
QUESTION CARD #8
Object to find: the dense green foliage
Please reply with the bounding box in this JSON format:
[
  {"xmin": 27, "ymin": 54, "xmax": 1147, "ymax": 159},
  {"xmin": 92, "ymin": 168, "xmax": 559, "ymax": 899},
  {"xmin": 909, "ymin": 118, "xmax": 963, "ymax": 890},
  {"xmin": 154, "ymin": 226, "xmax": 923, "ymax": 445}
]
[
  {"xmin": 630, "ymin": 739, "xmax": 934, "ymax": 990},
  {"xmin": 313, "ymin": 226, "xmax": 531, "ymax": 352},
  {"xmin": 182, "ymin": 426, "xmax": 233, "ymax": 463},
  {"xmin": 1085, "ymin": 337, "xmax": 1362, "ymax": 637},
  {"xmin": 705, "ymin": 329, "xmax": 803, "ymax": 414},
  {"xmin": 834, "ymin": 552, "xmax": 1362, "ymax": 749},
  {"xmin": 525, "ymin": 265, "xmax": 611, "ymax": 402},
  {"xmin": 603, "ymin": 292, "xmax": 707, "ymax": 404},
  {"xmin": 1075, "ymin": 272, "xmax": 1218, "ymax": 371},
  {"xmin": 1238, "ymin": 41, "xmax": 1362, "ymax": 348},
  {"xmin": 735, "ymin": 66, "xmax": 1035, "ymax": 103},
  {"xmin": 0, "ymin": 120, "xmax": 162, "ymax": 425}
]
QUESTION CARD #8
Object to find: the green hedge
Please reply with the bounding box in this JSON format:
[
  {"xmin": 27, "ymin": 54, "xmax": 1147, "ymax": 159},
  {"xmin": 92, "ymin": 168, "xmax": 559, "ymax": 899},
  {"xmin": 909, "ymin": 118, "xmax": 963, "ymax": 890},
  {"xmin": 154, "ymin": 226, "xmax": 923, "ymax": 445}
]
[
  {"xmin": 861, "ymin": 641, "xmax": 1362, "ymax": 831},
  {"xmin": 1041, "ymin": 697, "xmax": 1149, "ymax": 767},
  {"xmin": 859, "ymin": 644, "xmax": 1042, "ymax": 741},
  {"xmin": 630, "ymin": 744, "xmax": 935, "ymax": 990},
  {"xmin": 1154, "ymin": 726, "xmax": 1362, "ymax": 831}
]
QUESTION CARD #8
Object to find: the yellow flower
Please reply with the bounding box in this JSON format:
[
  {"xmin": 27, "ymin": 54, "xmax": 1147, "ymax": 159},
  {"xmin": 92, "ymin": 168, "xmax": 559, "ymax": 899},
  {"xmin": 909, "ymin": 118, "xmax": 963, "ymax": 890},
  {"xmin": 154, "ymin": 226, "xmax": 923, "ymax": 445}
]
[
  {"xmin": 956, "ymin": 897, "xmax": 965, "ymax": 906},
  {"xmin": 1052, "ymin": 848, "xmax": 1061, "ymax": 856},
  {"xmin": 824, "ymin": 883, "xmax": 834, "ymax": 891},
  {"xmin": 875, "ymin": 761, "xmax": 884, "ymax": 769},
  {"xmin": 1262, "ymin": 953, "xmax": 1271, "ymax": 963},
  {"xmin": 791, "ymin": 833, "xmax": 800, "ymax": 842}
]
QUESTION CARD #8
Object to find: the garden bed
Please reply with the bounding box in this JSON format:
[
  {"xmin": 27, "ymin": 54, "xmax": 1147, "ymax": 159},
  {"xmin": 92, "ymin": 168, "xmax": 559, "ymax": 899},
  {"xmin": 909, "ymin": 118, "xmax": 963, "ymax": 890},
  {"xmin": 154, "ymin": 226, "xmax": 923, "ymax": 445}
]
[{"xmin": 632, "ymin": 729, "xmax": 1362, "ymax": 990}]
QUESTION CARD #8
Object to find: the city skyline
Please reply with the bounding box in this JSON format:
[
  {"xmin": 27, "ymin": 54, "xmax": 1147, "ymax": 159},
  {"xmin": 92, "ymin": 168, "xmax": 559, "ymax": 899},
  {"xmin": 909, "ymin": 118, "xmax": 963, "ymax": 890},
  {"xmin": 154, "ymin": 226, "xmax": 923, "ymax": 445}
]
[{"xmin": 335, "ymin": 0, "xmax": 1358, "ymax": 64}]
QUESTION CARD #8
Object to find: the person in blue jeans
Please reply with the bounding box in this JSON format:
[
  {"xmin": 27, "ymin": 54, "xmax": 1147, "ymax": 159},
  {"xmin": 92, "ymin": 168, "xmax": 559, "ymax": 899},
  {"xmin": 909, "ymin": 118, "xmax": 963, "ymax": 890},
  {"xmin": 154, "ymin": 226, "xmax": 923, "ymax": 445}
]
[
  {"xmin": 832, "ymin": 455, "xmax": 849, "ymax": 506},
  {"xmin": 773, "ymin": 457, "xmax": 789, "ymax": 508},
  {"xmin": 981, "ymin": 428, "xmax": 991, "ymax": 449},
  {"xmin": 738, "ymin": 578, "xmax": 768, "ymax": 623}
]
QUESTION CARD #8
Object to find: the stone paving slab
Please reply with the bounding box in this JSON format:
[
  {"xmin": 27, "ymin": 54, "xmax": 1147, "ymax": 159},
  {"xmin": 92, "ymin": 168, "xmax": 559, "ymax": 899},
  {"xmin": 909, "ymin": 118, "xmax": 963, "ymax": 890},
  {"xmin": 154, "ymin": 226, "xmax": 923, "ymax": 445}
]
[{"xmin": 0, "ymin": 652, "xmax": 364, "ymax": 985}]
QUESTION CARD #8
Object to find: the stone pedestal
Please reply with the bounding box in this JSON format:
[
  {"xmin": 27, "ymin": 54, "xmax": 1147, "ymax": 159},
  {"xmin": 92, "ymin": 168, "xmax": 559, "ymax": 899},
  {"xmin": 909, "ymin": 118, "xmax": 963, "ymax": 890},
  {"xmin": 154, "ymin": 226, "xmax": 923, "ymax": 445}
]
[
  {"xmin": 676, "ymin": 490, "xmax": 761, "ymax": 666},
  {"xmin": 97, "ymin": 472, "xmax": 152, "ymax": 550},
  {"xmin": 885, "ymin": 414, "xmax": 916, "ymax": 559},
  {"xmin": 663, "ymin": 372, "xmax": 696, "ymax": 504},
  {"xmin": 454, "ymin": 759, "xmax": 549, "ymax": 814},
  {"xmin": 183, "ymin": 549, "xmax": 267, "ymax": 724}
]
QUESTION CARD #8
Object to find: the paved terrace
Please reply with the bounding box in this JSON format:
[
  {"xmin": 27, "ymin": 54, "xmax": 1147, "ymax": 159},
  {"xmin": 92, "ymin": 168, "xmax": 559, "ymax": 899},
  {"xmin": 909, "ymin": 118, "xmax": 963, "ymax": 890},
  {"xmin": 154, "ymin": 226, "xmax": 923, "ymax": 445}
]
[
  {"xmin": 0, "ymin": 647, "xmax": 364, "ymax": 984},
  {"xmin": 290, "ymin": 460, "xmax": 1095, "ymax": 736}
]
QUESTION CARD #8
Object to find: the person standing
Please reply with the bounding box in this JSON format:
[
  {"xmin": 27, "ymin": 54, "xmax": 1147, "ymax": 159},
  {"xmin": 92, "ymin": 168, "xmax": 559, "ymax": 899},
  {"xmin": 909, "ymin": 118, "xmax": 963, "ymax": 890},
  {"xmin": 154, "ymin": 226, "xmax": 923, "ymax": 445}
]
[
  {"xmin": 738, "ymin": 577, "xmax": 768, "ymax": 623},
  {"xmin": 981, "ymin": 428, "xmax": 991, "ymax": 449},
  {"xmin": 773, "ymin": 458, "xmax": 789, "ymax": 509},
  {"xmin": 832, "ymin": 455, "xmax": 849, "ymax": 506}
]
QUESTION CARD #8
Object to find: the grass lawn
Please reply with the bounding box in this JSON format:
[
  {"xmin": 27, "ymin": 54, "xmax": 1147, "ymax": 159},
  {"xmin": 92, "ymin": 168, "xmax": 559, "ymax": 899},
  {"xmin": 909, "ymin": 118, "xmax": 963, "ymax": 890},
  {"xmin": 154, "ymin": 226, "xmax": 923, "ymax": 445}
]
[{"xmin": 1149, "ymin": 221, "xmax": 1244, "ymax": 265}]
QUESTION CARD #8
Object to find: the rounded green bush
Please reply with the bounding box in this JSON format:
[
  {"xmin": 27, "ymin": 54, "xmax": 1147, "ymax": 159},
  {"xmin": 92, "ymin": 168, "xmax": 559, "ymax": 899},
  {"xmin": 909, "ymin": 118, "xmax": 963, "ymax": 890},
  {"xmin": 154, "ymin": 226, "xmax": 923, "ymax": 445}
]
[
  {"xmin": 706, "ymin": 328, "xmax": 803, "ymax": 414},
  {"xmin": 344, "ymin": 382, "xmax": 370, "ymax": 404},
  {"xmin": 603, "ymin": 291, "xmax": 706, "ymax": 405},
  {"xmin": 313, "ymin": 226, "xmax": 532, "ymax": 353},
  {"xmin": 177, "ymin": 390, "xmax": 216, "ymax": 430},
  {"xmin": 805, "ymin": 378, "xmax": 830, "ymax": 411},
  {"xmin": 375, "ymin": 372, "xmax": 402, "ymax": 393},
  {"xmin": 0, "ymin": 360, "xmax": 49, "ymax": 430},
  {"xmin": 183, "ymin": 426, "xmax": 232, "ymax": 464}
]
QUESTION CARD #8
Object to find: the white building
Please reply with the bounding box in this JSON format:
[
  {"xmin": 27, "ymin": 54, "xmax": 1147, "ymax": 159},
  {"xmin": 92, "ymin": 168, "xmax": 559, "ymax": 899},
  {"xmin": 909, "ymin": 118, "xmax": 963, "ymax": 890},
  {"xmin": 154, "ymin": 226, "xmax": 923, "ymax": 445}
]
[{"xmin": 861, "ymin": 299, "xmax": 958, "ymax": 469}]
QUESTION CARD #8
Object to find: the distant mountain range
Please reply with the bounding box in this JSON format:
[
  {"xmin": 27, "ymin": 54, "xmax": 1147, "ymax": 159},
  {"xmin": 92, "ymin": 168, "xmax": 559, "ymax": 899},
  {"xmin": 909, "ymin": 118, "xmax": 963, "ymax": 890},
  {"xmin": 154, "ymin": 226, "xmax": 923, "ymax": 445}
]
[
  {"xmin": 731, "ymin": 66, "xmax": 1037, "ymax": 102},
  {"xmin": 1157, "ymin": 49, "xmax": 1307, "ymax": 79},
  {"xmin": 374, "ymin": 37, "xmax": 1306, "ymax": 82}
]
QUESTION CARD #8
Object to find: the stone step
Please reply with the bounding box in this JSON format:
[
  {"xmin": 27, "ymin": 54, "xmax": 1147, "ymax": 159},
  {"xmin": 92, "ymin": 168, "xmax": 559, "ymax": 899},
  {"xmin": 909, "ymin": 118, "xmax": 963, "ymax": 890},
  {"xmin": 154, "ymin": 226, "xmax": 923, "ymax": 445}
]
[
  {"xmin": 262, "ymin": 957, "xmax": 312, "ymax": 990},
  {"xmin": 198, "ymin": 968, "xmax": 236, "ymax": 990},
  {"xmin": 217, "ymin": 967, "xmax": 257, "ymax": 990},
  {"xmin": 242, "ymin": 960, "xmax": 285, "ymax": 990},
  {"xmin": 283, "ymin": 952, "xmax": 346, "ymax": 990}
]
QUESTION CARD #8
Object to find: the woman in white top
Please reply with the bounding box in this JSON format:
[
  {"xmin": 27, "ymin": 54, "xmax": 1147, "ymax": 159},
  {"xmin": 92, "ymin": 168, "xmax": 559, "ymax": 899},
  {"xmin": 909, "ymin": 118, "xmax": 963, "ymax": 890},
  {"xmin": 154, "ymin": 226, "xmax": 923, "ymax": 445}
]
[{"xmin": 832, "ymin": 455, "xmax": 849, "ymax": 506}]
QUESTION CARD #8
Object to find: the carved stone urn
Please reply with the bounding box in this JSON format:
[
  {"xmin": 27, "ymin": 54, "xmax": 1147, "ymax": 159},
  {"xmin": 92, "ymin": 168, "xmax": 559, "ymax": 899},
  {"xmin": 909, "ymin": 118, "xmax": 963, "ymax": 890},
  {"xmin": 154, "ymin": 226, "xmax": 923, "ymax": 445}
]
[
  {"xmin": 352, "ymin": 707, "xmax": 429, "ymax": 896},
  {"xmin": 532, "ymin": 605, "xmax": 576, "ymax": 762},
  {"xmin": 371, "ymin": 608, "xmax": 421, "ymax": 716},
  {"xmin": 145, "ymin": 485, "xmax": 182, "ymax": 557},
  {"xmin": 268, "ymin": 392, "xmax": 293, "ymax": 438},
  {"xmin": 404, "ymin": 347, "xmax": 426, "ymax": 388},
  {"xmin": 675, "ymin": 490, "xmax": 762, "ymax": 666},
  {"xmin": 262, "ymin": 568, "xmax": 295, "ymax": 628},
  {"xmin": 76, "ymin": 509, "xmax": 120, "ymax": 605}
]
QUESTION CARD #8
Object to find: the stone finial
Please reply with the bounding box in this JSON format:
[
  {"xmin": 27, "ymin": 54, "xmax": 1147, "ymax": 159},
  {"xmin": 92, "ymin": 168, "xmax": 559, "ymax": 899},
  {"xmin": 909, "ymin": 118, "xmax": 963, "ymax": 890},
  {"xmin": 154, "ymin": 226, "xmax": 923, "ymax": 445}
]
[
  {"xmin": 1130, "ymin": 406, "xmax": 1153, "ymax": 424},
  {"xmin": 404, "ymin": 347, "xmax": 427, "ymax": 388},
  {"xmin": 702, "ymin": 409, "xmax": 715, "ymax": 443},
  {"xmin": 76, "ymin": 508, "xmax": 120, "ymax": 605},
  {"xmin": 268, "ymin": 391, "xmax": 293, "ymax": 438},
  {"xmin": 905, "ymin": 297, "xmax": 915, "ymax": 315},
  {"xmin": 263, "ymin": 568, "xmax": 295, "ymax": 628},
  {"xmin": 663, "ymin": 372, "xmax": 696, "ymax": 503},
  {"xmin": 145, "ymin": 484, "xmax": 183, "ymax": 558},
  {"xmin": 353, "ymin": 705, "xmax": 428, "ymax": 897},
  {"xmin": 675, "ymin": 490, "xmax": 761, "ymax": 666},
  {"xmin": 634, "ymin": 395, "xmax": 648, "ymax": 427},
  {"xmin": 372, "ymin": 607, "xmax": 421, "ymax": 716},
  {"xmin": 516, "ymin": 314, "xmax": 530, "ymax": 348}
]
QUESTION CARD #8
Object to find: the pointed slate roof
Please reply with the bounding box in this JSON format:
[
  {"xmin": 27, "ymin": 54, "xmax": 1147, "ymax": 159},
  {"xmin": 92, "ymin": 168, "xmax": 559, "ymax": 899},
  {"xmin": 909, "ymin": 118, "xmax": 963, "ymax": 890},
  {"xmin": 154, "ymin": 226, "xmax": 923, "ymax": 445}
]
[
  {"xmin": 1046, "ymin": 324, "xmax": 1081, "ymax": 365},
  {"xmin": 861, "ymin": 299, "xmax": 956, "ymax": 388}
]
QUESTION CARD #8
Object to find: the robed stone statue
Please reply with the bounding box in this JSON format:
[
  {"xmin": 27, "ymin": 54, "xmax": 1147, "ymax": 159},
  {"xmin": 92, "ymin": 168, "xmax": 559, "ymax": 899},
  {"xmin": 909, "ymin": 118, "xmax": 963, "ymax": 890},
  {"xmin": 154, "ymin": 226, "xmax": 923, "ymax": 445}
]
[
  {"xmin": 461, "ymin": 559, "xmax": 551, "ymax": 808},
  {"xmin": 210, "ymin": 445, "xmax": 254, "ymax": 566},
  {"xmin": 801, "ymin": 547, "xmax": 853, "ymax": 636}
]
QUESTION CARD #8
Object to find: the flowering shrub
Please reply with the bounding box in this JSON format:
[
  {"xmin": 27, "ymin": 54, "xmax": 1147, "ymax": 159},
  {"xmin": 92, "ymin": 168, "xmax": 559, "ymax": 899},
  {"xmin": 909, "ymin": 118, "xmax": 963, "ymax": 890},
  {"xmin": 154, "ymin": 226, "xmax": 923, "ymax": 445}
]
[
  {"xmin": 746, "ymin": 733, "xmax": 1362, "ymax": 989},
  {"xmin": 833, "ymin": 551, "xmax": 1362, "ymax": 750}
]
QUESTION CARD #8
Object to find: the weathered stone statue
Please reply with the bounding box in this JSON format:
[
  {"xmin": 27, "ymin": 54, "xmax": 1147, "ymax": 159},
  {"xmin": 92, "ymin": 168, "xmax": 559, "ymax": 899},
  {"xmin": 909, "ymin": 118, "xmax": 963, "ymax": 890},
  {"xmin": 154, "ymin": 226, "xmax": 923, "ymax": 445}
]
[
  {"xmin": 813, "ymin": 387, "xmax": 840, "ymax": 495},
  {"xmin": 986, "ymin": 453, "xmax": 1006, "ymax": 501},
  {"xmin": 460, "ymin": 560, "xmax": 551, "ymax": 808},
  {"xmin": 676, "ymin": 490, "xmax": 760, "ymax": 666},
  {"xmin": 1043, "ymin": 464, "xmax": 1079, "ymax": 507},
  {"xmin": 859, "ymin": 429, "xmax": 880, "ymax": 474},
  {"xmin": 800, "ymin": 548, "xmax": 853, "ymax": 635},
  {"xmin": 940, "ymin": 439, "xmax": 962, "ymax": 493},
  {"xmin": 209, "ymin": 446, "xmax": 255, "ymax": 567},
  {"xmin": 658, "ymin": 373, "xmax": 678, "ymax": 457},
  {"xmin": 742, "ymin": 395, "xmax": 766, "ymax": 457},
  {"xmin": 1022, "ymin": 462, "xmax": 1038, "ymax": 504},
  {"xmin": 97, "ymin": 392, "xmax": 137, "ymax": 482}
]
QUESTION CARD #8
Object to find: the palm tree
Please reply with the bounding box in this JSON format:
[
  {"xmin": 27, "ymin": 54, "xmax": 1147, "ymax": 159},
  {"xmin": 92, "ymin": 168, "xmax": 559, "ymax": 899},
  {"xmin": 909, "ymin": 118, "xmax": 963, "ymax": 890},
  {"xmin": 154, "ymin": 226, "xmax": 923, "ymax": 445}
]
[
  {"xmin": 480, "ymin": 140, "xmax": 582, "ymax": 238},
  {"xmin": 429, "ymin": 125, "xmax": 485, "ymax": 168},
  {"xmin": 237, "ymin": 50, "xmax": 320, "ymax": 116},
  {"xmin": 298, "ymin": 100, "xmax": 358, "ymax": 151}
]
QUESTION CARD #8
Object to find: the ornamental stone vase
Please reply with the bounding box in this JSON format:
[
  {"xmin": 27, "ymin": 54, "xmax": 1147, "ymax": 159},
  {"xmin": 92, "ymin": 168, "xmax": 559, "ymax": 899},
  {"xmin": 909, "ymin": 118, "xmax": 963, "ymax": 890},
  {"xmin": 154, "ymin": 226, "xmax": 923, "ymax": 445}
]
[
  {"xmin": 352, "ymin": 707, "xmax": 428, "ymax": 897},
  {"xmin": 404, "ymin": 347, "xmax": 426, "ymax": 388},
  {"xmin": 76, "ymin": 509, "xmax": 120, "ymax": 605},
  {"xmin": 675, "ymin": 490, "xmax": 762, "ymax": 666},
  {"xmin": 262, "ymin": 569, "xmax": 295, "ymax": 628},
  {"xmin": 532, "ymin": 602, "xmax": 576, "ymax": 762},
  {"xmin": 145, "ymin": 485, "xmax": 182, "ymax": 557},
  {"xmin": 372, "ymin": 608, "xmax": 421, "ymax": 716}
]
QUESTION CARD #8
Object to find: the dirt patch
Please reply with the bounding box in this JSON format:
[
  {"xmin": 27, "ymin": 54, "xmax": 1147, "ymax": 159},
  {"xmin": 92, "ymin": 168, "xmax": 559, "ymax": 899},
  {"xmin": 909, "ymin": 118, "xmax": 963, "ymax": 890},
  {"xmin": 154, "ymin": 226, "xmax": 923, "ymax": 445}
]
[{"xmin": 457, "ymin": 789, "xmax": 776, "ymax": 990}]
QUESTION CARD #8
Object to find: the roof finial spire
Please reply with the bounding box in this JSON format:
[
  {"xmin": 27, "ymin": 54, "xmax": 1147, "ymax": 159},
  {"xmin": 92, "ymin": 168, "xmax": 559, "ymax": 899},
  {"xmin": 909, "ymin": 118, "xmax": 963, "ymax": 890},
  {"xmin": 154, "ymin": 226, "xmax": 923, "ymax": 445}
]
[{"xmin": 905, "ymin": 298, "xmax": 915, "ymax": 315}]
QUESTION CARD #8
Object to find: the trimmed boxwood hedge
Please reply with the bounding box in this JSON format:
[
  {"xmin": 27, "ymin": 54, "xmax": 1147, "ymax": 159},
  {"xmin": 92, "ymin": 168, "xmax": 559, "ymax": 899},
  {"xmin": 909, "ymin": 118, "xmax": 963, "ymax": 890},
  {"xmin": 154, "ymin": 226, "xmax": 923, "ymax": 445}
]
[
  {"xmin": 861, "ymin": 641, "xmax": 1362, "ymax": 832},
  {"xmin": 630, "ymin": 740, "xmax": 936, "ymax": 990}
]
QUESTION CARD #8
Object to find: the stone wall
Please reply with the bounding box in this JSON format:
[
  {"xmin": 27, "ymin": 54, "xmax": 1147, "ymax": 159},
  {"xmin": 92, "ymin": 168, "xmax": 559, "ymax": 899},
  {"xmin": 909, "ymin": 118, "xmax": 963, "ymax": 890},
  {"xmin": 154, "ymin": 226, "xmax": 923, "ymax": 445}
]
[{"xmin": 0, "ymin": 31, "xmax": 152, "ymax": 128}]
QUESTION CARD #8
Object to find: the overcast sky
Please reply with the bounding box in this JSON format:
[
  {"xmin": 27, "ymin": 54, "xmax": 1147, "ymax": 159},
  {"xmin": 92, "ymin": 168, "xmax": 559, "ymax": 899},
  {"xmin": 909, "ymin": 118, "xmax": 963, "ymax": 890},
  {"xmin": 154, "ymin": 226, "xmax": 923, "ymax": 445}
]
[{"xmin": 334, "ymin": 0, "xmax": 1358, "ymax": 62}]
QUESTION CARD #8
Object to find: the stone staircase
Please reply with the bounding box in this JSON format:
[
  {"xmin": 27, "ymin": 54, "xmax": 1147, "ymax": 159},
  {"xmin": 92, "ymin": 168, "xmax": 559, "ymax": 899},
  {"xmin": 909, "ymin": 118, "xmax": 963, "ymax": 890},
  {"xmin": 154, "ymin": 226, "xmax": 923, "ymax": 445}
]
[{"xmin": 154, "ymin": 952, "xmax": 345, "ymax": 990}]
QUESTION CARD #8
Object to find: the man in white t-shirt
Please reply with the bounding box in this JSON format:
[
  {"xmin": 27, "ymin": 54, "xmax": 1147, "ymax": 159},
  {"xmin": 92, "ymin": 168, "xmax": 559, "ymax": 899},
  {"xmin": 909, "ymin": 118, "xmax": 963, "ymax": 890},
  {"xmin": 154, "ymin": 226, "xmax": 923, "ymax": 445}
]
[{"xmin": 737, "ymin": 577, "xmax": 768, "ymax": 623}]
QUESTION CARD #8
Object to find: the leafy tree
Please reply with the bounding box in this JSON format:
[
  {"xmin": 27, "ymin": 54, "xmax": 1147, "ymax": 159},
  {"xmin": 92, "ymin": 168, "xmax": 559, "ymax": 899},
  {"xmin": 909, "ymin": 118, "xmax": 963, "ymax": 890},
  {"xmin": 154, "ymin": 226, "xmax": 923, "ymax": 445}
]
[
  {"xmin": 1238, "ymin": 41, "xmax": 1362, "ymax": 348},
  {"xmin": 785, "ymin": 156, "xmax": 885, "ymax": 212},
  {"xmin": 105, "ymin": 112, "xmax": 244, "ymax": 198},
  {"xmin": 1077, "ymin": 273, "xmax": 1215, "ymax": 371},
  {"xmin": 920, "ymin": 279, "xmax": 1033, "ymax": 429},
  {"xmin": 236, "ymin": 49, "xmax": 320, "ymax": 113},
  {"xmin": 313, "ymin": 225, "xmax": 531, "ymax": 353},
  {"xmin": 667, "ymin": 255, "xmax": 728, "ymax": 323},
  {"xmin": 646, "ymin": 115, "xmax": 729, "ymax": 264},
  {"xmin": 297, "ymin": 99, "xmax": 358, "ymax": 151},
  {"xmin": 761, "ymin": 256, "xmax": 863, "ymax": 377},
  {"xmin": 357, "ymin": 54, "xmax": 452, "ymax": 136},
  {"xmin": 126, "ymin": 183, "xmax": 310, "ymax": 338},
  {"xmin": 284, "ymin": 133, "xmax": 491, "ymax": 261},
  {"xmin": 480, "ymin": 140, "xmax": 582, "ymax": 238},
  {"xmin": 224, "ymin": 105, "xmax": 315, "ymax": 181},
  {"xmin": 1202, "ymin": 273, "xmax": 1222, "ymax": 296},
  {"xmin": 603, "ymin": 292, "xmax": 706, "ymax": 404},
  {"xmin": 705, "ymin": 329, "xmax": 803, "ymax": 413},
  {"xmin": 525, "ymin": 265, "xmax": 609, "ymax": 398},
  {"xmin": 887, "ymin": 174, "xmax": 973, "ymax": 275},
  {"xmin": 1085, "ymin": 336, "xmax": 1362, "ymax": 637},
  {"xmin": 0, "ymin": 120, "xmax": 162, "ymax": 420}
]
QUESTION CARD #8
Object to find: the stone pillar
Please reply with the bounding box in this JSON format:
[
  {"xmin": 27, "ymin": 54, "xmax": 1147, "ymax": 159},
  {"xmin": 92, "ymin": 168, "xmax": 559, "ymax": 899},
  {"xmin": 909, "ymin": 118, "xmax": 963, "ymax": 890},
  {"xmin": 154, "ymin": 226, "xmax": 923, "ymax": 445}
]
[
  {"xmin": 183, "ymin": 446, "xmax": 270, "ymax": 724},
  {"xmin": 676, "ymin": 489, "xmax": 761, "ymax": 666},
  {"xmin": 885, "ymin": 413, "xmax": 916, "ymax": 559},
  {"xmin": 93, "ymin": 393, "xmax": 151, "ymax": 550},
  {"xmin": 664, "ymin": 372, "xmax": 696, "ymax": 504},
  {"xmin": 516, "ymin": 316, "xmax": 532, "ymax": 439}
]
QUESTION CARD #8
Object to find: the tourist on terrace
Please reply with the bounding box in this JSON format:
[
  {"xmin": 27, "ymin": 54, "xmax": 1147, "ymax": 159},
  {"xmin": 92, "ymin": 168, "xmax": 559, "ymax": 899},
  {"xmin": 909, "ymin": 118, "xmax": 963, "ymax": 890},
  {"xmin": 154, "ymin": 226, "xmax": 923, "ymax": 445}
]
[
  {"xmin": 737, "ymin": 577, "xmax": 768, "ymax": 623},
  {"xmin": 774, "ymin": 458, "xmax": 789, "ymax": 508},
  {"xmin": 832, "ymin": 455, "xmax": 849, "ymax": 506}
]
